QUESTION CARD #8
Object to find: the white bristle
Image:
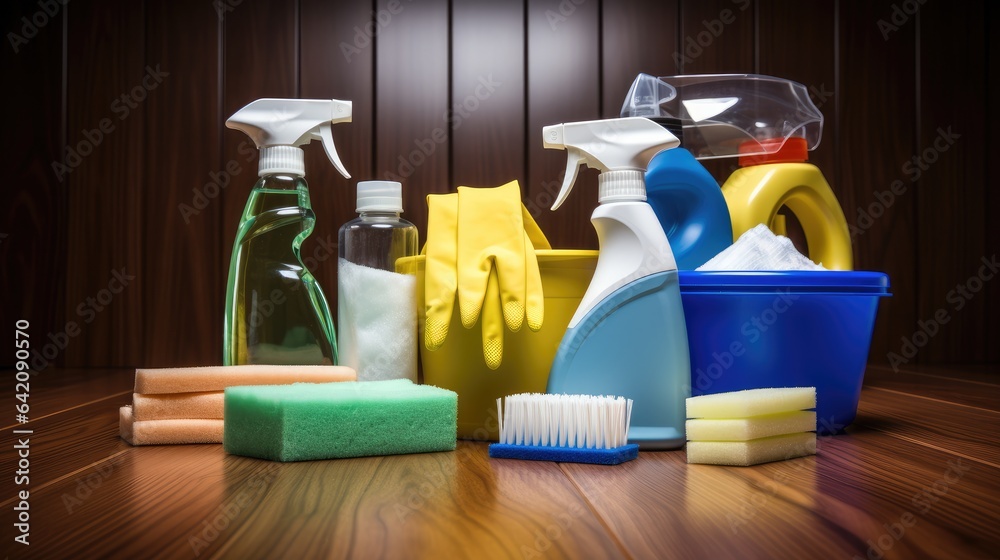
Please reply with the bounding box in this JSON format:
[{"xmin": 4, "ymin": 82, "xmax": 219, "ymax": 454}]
[{"xmin": 495, "ymin": 393, "xmax": 634, "ymax": 449}]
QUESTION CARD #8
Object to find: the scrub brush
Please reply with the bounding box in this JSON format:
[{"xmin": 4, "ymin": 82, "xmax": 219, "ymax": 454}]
[{"xmin": 488, "ymin": 393, "xmax": 639, "ymax": 465}]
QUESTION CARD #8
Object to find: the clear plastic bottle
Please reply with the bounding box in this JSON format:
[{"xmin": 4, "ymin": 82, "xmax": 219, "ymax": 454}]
[
  {"xmin": 337, "ymin": 181, "xmax": 419, "ymax": 381},
  {"xmin": 223, "ymin": 98, "xmax": 352, "ymax": 367}
]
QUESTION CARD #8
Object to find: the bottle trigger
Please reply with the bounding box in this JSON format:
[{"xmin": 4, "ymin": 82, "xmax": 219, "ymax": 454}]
[
  {"xmin": 319, "ymin": 123, "xmax": 350, "ymax": 179},
  {"xmin": 551, "ymin": 150, "xmax": 584, "ymax": 211}
]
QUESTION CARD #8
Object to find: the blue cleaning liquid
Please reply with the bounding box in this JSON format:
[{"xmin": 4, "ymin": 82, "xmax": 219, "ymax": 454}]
[
  {"xmin": 546, "ymin": 270, "xmax": 690, "ymax": 450},
  {"xmin": 645, "ymin": 148, "xmax": 733, "ymax": 270}
]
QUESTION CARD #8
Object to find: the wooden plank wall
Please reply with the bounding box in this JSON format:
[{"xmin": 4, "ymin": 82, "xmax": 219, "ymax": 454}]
[{"xmin": 2, "ymin": 0, "xmax": 995, "ymax": 370}]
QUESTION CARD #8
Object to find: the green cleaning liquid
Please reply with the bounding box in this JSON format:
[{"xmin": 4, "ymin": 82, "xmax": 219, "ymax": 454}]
[
  {"xmin": 223, "ymin": 98, "xmax": 352, "ymax": 365},
  {"xmin": 224, "ymin": 174, "xmax": 337, "ymax": 365}
]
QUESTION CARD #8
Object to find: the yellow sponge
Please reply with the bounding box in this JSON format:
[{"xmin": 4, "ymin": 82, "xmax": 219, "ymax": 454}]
[
  {"xmin": 686, "ymin": 432, "xmax": 816, "ymax": 466},
  {"xmin": 685, "ymin": 411, "xmax": 816, "ymax": 442},
  {"xmin": 685, "ymin": 387, "xmax": 817, "ymax": 466},
  {"xmin": 686, "ymin": 387, "xmax": 815, "ymax": 418}
]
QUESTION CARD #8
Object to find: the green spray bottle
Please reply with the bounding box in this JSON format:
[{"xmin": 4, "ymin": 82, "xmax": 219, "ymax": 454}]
[{"xmin": 224, "ymin": 98, "xmax": 352, "ymax": 365}]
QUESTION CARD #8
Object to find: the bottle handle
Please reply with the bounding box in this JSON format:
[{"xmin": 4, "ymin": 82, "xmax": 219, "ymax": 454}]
[{"xmin": 724, "ymin": 166, "xmax": 853, "ymax": 270}]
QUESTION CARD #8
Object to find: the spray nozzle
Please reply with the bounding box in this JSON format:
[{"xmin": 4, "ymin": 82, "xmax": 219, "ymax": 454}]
[
  {"xmin": 543, "ymin": 117, "xmax": 679, "ymax": 210},
  {"xmin": 620, "ymin": 73, "xmax": 823, "ymax": 160},
  {"xmin": 226, "ymin": 98, "xmax": 353, "ymax": 177},
  {"xmin": 620, "ymin": 73, "xmax": 678, "ymax": 119}
]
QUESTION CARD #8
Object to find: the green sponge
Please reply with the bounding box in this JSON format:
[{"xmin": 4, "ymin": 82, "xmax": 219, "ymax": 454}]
[{"xmin": 224, "ymin": 379, "xmax": 457, "ymax": 461}]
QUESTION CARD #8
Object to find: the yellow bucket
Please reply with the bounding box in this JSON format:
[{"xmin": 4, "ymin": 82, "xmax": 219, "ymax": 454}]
[{"xmin": 397, "ymin": 250, "xmax": 598, "ymax": 440}]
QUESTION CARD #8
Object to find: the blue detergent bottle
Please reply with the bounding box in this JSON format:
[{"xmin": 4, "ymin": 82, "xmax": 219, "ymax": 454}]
[
  {"xmin": 542, "ymin": 117, "xmax": 691, "ymax": 450},
  {"xmin": 620, "ymin": 74, "xmax": 732, "ymax": 269}
]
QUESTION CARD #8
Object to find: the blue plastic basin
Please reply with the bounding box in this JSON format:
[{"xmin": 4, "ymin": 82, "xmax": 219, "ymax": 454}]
[{"xmin": 678, "ymin": 271, "xmax": 890, "ymax": 432}]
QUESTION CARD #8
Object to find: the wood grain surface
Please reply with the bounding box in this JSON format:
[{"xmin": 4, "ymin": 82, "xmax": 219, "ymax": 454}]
[
  {"xmin": 1, "ymin": 0, "xmax": 66, "ymax": 357},
  {"xmin": 1, "ymin": 365, "xmax": 997, "ymax": 559},
  {"xmin": 372, "ymin": 0, "xmax": 450, "ymax": 235},
  {"xmin": 143, "ymin": 0, "xmax": 224, "ymax": 368},
  {"xmin": 989, "ymin": 2, "xmax": 1000, "ymax": 364},
  {"xmin": 3, "ymin": 1, "xmax": 995, "ymax": 368},
  {"xmin": 837, "ymin": 0, "xmax": 921, "ymax": 367},
  {"xmin": 451, "ymin": 0, "xmax": 526, "ymax": 191},
  {"xmin": 63, "ymin": 0, "xmax": 145, "ymax": 368},
  {"xmin": 863, "ymin": 364, "xmax": 1000, "ymax": 410},
  {"xmin": 915, "ymin": 1, "xmax": 989, "ymax": 364},
  {"xmin": 527, "ymin": 0, "xmax": 601, "ymax": 250}
]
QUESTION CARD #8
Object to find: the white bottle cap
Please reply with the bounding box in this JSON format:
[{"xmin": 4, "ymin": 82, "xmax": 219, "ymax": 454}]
[
  {"xmin": 356, "ymin": 181, "xmax": 403, "ymax": 212},
  {"xmin": 259, "ymin": 146, "xmax": 305, "ymax": 176}
]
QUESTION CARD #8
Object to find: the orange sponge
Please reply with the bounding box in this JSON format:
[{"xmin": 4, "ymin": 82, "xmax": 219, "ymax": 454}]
[
  {"xmin": 134, "ymin": 365, "xmax": 356, "ymax": 394},
  {"xmin": 132, "ymin": 392, "xmax": 223, "ymax": 420},
  {"xmin": 121, "ymin": 365, "xmax": 357, "ymax": 446},
  {"xmin": 119, "ymin": 406, "xmax": 223, "ymax": 445}
]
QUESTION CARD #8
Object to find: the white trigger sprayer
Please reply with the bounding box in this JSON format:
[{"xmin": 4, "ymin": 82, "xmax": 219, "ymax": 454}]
[
  {"xmin": 226, "ymin": 98, "xmax": 353, "ymax": 178},
  {"xmin": 543, "ymin": 117, "xmax": 681, "ymax": 327},
  {"xmin": 545, "ymin": 116, "xmax": 678, "ymax": 210}
]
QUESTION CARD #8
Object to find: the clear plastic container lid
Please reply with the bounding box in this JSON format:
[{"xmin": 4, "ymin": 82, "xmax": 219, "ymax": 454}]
[{"xmin": 621, "ymin": 73, "xmax": 823, "ymax": 160}]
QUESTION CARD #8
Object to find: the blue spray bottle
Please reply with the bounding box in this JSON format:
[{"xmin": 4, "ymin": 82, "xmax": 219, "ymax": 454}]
[
  {"xmin": 544, "ymin": 117, "xmax": 690, "ymax": 450},
  {"xmin": 620, "ymin": 73, "xmax": 733, "ymax": 270}
]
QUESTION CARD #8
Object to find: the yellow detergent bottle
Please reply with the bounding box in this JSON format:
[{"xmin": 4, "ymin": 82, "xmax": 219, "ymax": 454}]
[
  {"xmin": 722, "ymin": 137, "xmax": 853, "ymax": 270},
  {"xmin": 655, "ymin": 73, "xmax": 853, "ymax": 270}
]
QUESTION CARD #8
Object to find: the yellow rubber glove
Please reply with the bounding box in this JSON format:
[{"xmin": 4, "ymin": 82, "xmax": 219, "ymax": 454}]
[
  {"xmin": 521, "ymin": 203, "xmax": 549, "ymax": 337},
  {"xmin": 522, "ymin": 204, "xmax": 551, "ymax": 251},
  {"xmin": 423, "ymin": 193, "xmax": 458, "ymax": 352},
  {"xmin": 422, "ymin": 181, "xmax": 550, "ymax": 369},
  {"xmin": 481, "ymin": 264, "xmax": 504, "ymax": 368},
  {"xmin": 456, "ymin": 181, "xmax": 549, "ymax": 369},
  {"xmin": 457, "ymin": 182, "xmax": 548, "ymax": 322}
]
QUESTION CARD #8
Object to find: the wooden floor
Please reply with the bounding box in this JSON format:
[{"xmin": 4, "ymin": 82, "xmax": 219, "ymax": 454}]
[{"xmin": 2, "ymin": 365, "xmax": 998, "ymax": 559}]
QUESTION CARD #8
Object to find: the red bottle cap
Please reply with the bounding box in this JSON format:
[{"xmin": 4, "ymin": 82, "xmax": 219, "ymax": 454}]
[{"xmin": 739, "ymin": 137, "xmax": 809, "ymax": 167}]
